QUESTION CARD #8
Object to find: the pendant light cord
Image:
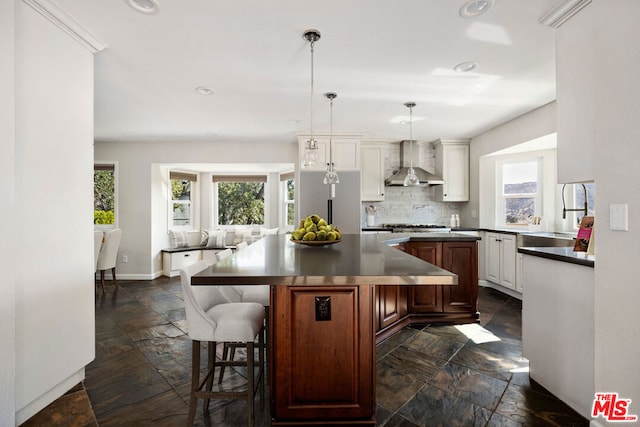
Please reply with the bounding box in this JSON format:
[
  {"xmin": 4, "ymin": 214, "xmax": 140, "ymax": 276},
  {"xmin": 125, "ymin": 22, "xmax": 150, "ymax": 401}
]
[
  {"xmin": 309, "ymin": 39, "xmax": 315, "ymax": 149},
  {"xmin": 409, "ymin": 104, "xmax": 414, "ymax": 169}
]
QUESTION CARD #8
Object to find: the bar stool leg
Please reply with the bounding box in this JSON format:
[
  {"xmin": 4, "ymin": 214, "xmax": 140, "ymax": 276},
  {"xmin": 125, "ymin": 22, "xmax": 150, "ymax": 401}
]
[{"xmin": 187, "ymin": 340, "xmax": 200, "ymax": 426}]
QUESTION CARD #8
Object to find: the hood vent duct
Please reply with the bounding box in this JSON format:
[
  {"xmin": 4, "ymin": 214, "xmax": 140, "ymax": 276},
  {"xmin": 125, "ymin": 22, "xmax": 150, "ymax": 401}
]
[{"xmin": 385, "ymin": 141, "xmax": 445, "ymax": 186}]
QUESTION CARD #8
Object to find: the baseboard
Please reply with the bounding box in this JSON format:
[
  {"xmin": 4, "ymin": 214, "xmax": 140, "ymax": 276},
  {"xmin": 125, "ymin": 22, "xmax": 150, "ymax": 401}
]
[
  {"xmin": 98, "ymin": 271, "xmax": 164, "ymax": 281},
  {"xmin": 479, "ymin": 280, "xmax": 522, "ymax": 300},
  {"xmin": 15, "ymin": 368, "xmax": 85, "ymax": 425}
]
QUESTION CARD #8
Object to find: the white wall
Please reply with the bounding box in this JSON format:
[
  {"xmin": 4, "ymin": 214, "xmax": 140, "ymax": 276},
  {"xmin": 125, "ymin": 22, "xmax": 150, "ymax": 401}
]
[
  {"xmin": 462, "ymin": 102, "xmax": 557, "ymax": 227},
  {"xmin": 593, "ymin": 0, "xmax": 640, "ymax": 417},
  {"xmin": 95, "ymin": 140, "xmax": 298, "ymax": 278},
  {"xmin": 13, "ymin": 2, "xmax": 96, "ymax": 423},
  {"xmin": 0, "ymin": 0, "xmax": 16, "ymax": 425}
]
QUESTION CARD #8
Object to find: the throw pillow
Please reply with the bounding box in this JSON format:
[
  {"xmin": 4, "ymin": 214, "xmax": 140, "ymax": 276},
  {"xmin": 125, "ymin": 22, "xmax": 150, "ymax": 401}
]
[
  {"xmin": 206, "ymin": 230, "xmax": 226, "ymax": 248},
  {"xmin": 200, "ymin": 229, "xmax": 209, "ymax": 246},
  {"xmin": 260, "ymin": 227, "xmax": 279, "ymax": 236},
  {"xmin": 169, "ymin": 230, "xmax": 189, "ymax": 249}
]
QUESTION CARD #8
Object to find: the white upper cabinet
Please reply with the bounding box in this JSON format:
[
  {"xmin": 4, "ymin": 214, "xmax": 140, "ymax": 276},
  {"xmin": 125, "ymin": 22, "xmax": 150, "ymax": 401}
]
[
  {"xmin": 361, "ymin": 143, "xmax": 385, "ymax": 201},
  {"xmin": 434, "ymin": 139, "xmax": 470, "ymax": 202},
  {"xmin": 298, "ymin": 134, "xmax": 361, "ymax": 171},
  {"xmin": 554, "ymin": 2, "xmax": 594, "ymax": 184}
]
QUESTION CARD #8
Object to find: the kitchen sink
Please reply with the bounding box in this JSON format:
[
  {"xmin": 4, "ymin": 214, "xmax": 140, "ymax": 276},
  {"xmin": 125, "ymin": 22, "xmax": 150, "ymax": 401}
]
[{"xmin": 519, "ymin": 231, "xmax": 575, "ymax": 248}]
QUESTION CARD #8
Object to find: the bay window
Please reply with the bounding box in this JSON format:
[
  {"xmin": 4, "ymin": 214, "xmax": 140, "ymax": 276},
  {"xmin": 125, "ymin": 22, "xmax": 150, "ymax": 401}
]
[{"xmin": 214, "ymin": 175, "xmax": 266, "ymax": 226}]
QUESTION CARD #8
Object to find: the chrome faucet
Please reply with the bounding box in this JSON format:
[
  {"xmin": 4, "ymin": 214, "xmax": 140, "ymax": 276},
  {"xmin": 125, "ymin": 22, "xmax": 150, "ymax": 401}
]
[{"xmin": 562, "ymin": 183, "xmax": 588, "ymax": 223}]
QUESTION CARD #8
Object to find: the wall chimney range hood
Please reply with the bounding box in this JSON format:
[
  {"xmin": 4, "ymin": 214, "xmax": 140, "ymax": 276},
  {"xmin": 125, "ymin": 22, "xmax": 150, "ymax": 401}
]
[{"xmin": 385, "ymin": 141, "xmax": 444, "ymax": 186}]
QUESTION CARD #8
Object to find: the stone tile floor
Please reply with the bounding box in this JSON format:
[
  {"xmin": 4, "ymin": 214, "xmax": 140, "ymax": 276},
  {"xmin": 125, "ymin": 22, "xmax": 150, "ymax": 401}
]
[{"xmin": 24, "ymin": 278, "xmax": 589, "ymax": 426}]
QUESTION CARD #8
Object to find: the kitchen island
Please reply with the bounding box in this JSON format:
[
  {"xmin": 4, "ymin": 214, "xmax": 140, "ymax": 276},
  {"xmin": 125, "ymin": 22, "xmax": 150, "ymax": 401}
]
[{"xmin": 192, "ymin": 233, "xmax": 458, "ymax": 426}]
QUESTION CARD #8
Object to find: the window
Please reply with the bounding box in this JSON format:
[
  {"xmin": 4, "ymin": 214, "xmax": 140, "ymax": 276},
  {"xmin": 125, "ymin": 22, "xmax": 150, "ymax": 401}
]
[
  {"xmin": 214, "ymin": 175, "xmax": 266, "ymax": 226},
  {"xmin": 281, "ymin": 172, "xmax": 295, "ymax": 230},
  {"xmin": 570, "ymin": 183, "xmax": 595, "ymax": 228},
  {"xmin": 94, "ymin": 163, "xmax": 116, "ymax": 228},
  {"xmin": 170, "ymin": 171, "xmax": 198, "ymax": 229},
  {"xmin": 497, "ymin": 158, "xmax": 542, "ymax": 227}
]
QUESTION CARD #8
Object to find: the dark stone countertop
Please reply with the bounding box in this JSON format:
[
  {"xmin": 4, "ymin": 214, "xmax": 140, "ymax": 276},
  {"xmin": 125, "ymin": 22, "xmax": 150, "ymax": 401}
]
[
  {"xmin": 518, "ymin": 246, "xmax": 594, "ymax": 267},
  {"xmin": 192, "ymin": 234, "xmax": 459, "ymax": 286}
]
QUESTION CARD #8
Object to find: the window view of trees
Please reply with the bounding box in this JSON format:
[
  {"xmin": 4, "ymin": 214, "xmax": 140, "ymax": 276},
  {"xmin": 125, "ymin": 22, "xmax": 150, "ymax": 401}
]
[
  {"xmin": 94, "ymin": 165, "xmax": 115, "ymax": 225},
  {"xmin": 285, "ymin": 178, "xmax": 295, "ymax": 226},
  {"xmin": 171, "ymin": 179, "xmax": 192, "ymax": 227},
  {"xmin": 218, "ymin": 182, "xmax": 265, "ymax": 225}
]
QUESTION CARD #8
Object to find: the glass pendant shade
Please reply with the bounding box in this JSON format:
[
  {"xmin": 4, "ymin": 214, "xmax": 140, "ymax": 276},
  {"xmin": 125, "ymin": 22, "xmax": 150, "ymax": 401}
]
[
  {"xmin": 403, "ymin": 166, "xmax": 419, "ymax": 186},
  {"xmin": 303, "ymin": 139, "xmax": 323, "ymax": 168},
  {"xmin": 324, "ymin": 92, "xmax": 339, "ymax": 186}
]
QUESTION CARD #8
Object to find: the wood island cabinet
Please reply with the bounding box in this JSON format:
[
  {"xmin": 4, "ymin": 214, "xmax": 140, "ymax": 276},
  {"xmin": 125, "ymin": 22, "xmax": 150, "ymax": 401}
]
[
  {"xmin": 271, "ymin": 285, "xmax": 375, "ymax": 424},
  {"xmin": 375, "ymin": 239, "xmax": 479, "ymax": 341}
]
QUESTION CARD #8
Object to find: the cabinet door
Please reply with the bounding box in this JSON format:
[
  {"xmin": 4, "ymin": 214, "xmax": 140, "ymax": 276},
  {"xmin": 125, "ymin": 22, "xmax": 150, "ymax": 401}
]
[
  {"xmin": 333, "ymin": 138, "xmax": 361, "ymax": 171},
  {"xmin": 442, "ymin": 241, "xmax": 478, "ymax": 314},
  {"xmin": 485, "ymin": 233, "xmax": 501, "ymax": 284},
  {"xmin": 379, "ymin": 285, "xmax": 402, "ymax": 329},
  {"xmin": 361, "ymin": 145, "xmax": 385, "ymax": 201},
  {"xmin": 406, "ymin": 242, "xmax": 443, "ymax": 313},
  {"xmin": 435, "ymin": 141, "xmax": 469, "ymax": 202},
  {"xmin": 271, "ymin": 285, "xmax": 374, "ymax": 421},
  {"xmin": 500, "ymin": 234, "xmax": 517, "ymax": 290}
]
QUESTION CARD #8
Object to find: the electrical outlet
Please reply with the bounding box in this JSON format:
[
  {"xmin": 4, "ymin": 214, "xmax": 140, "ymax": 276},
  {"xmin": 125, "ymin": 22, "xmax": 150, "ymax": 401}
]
[{"xmin": 122, "ymin": 255, "xmax": 128, "ymax": 263}]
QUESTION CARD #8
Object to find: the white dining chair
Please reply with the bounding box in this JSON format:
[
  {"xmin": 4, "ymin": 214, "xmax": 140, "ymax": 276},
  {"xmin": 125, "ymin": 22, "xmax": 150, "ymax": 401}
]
[
  {"xmin": 94, "ymin": 230, "xmax": 104, "ymax": 271},
  {"xmin": 235, "ymin": 241, "xmax": 248, "ymax": 251},
  {"xmin": 96, "ymin": 228, "xmax": 122, "ymax": 291},
  {"xmin": 180, "ymin": 261, "xmax": 265, "ymax": 426}
]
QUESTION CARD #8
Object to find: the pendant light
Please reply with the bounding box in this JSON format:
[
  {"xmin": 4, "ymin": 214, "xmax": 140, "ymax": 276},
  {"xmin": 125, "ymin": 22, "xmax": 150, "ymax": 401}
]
[
  {"xmin": 301, "ymin": 29, "xmax": 323, "ymax": 168},
  {"xmin": 403, "ymin": 102, "xmax": 419, "ymax": 187},
  {"xmin": 323, "ymin": 92, "xmax": 339, "ymax": 197}
]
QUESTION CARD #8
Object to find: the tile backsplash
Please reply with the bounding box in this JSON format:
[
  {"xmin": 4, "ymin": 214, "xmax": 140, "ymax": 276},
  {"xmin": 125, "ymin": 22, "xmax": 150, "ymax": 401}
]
[{"xmin": 361, "ymin": 141, "xmax": 464, "ymax": 227}]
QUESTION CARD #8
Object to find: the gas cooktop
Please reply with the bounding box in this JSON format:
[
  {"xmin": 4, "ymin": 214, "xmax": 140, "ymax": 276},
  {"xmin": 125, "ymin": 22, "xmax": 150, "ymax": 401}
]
[{"xmin": 382, "ymin": 224, "xmax": 451, "ymax": 232}]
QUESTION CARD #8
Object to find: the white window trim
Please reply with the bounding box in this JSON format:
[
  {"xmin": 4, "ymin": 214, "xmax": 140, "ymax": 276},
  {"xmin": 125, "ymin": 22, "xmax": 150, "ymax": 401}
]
[
  {"xmin": 281, "ymin": 178, "xmax": 295, "ymax": 232},
  {"xmin": 168, "ymin": 172, "xmax": 199, "ymax": 231},
  {"xmin": 94, "ymin": 161, "xmax": 118, "ymax": 230},
  {"xmin": 213, "ymin": 179, "xmax": 268, "ymax": 229},
  {"xmin": 495, "ymin": 156, "xmax": 543, "ymax": 229}
]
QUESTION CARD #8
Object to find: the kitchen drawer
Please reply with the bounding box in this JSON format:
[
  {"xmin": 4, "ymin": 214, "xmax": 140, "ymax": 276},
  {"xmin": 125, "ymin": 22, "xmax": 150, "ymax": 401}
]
[{"xmin": 163, "ymin": 250, "xmax": 202, "ymax": 277}]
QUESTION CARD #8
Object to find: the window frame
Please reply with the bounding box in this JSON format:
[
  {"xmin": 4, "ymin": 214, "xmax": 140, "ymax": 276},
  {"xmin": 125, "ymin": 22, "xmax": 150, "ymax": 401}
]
[
  {"xmin": 168, "ymin": 171, "xmax": 199, "ymax": 231},
  {"xmin": 495, "ymin": 156, "xmax": 543, "ymax": 229},
  {"xmin": 213, "ymin": 175, "xmax": 267, "ymax": 229},
  {"xmin": 94, "ymin": 162, "xmax": 118, "ymax": 230},
  {"xmin": 280, "ymin": 172, "xmax": 295, "ymax": 231},
  {"xmin": 568, "ymin": 182, "xmax": 596, "ymax": 230}
]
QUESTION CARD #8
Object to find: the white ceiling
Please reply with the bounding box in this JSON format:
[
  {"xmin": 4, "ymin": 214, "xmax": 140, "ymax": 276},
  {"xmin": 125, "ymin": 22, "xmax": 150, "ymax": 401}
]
[{"xmin": 56, "ymin": 0, "xmax": 558, "ymax": 144}]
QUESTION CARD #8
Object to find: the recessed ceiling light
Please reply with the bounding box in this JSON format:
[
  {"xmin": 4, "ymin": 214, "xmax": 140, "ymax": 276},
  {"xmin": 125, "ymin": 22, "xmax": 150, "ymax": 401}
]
[
  {"xmin": 453, "ymin": 61, "xmax": 479, "ymax": 72},
  {"xmin": 195, "ymin": 86, "xmax": 214, "ymax": 95},
  {"xmin": 459, "ymin": 0, "xmax": 494, "ymax": 18},
  {"xmin": 125, "ymin": 0, "xmax": 158, "ymax": 14}
]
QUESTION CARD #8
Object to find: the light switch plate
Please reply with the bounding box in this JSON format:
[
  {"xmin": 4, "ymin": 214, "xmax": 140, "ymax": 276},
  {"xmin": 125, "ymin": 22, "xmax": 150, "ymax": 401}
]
[{"xmin": 610, "ymin": 204, "xmax": 628, "ymax": 231}]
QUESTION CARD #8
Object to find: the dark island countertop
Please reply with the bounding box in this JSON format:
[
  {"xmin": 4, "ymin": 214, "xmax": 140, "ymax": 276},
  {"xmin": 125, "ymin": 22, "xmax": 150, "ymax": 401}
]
[
  {"xmin": 518, "ymin": 246, "xmax": 595, "ymax": 267},
  {"xmin": 192, "ymin": 234, "xmax": 459, "ymax": 286}
]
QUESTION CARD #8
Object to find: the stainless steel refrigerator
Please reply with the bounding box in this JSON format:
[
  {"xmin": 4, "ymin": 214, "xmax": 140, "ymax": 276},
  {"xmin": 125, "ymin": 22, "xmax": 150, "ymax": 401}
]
[{"xmin": 298, "ymin": 171, "xmax": 361, "ymax": 234}]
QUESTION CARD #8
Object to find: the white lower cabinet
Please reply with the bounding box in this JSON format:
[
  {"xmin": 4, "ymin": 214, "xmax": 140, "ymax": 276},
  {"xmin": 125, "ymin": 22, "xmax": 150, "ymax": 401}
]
[
  {"xmin": 485, "ymin": 232, "xmax": 517, "ymax": 291},
  {"xmin": 162, "ymin": 250, "xmax": 202, "ymax": 277}
]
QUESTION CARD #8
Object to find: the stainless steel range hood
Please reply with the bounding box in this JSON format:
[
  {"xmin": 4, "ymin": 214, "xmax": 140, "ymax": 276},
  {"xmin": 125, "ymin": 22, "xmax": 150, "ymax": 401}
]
[{"xmin": 385, "ymin": 141, "xmax": 444, "ymax": 186}]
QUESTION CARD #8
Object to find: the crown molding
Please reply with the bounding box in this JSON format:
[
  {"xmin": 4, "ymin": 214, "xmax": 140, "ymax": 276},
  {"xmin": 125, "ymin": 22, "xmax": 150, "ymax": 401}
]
[
  {"xmin": 539, "ymin": 0, "xmax": 592, "ymax": 28},
  {"xmin": 22, "ymin": 0, "xmax": 107, "ymax": 53}
]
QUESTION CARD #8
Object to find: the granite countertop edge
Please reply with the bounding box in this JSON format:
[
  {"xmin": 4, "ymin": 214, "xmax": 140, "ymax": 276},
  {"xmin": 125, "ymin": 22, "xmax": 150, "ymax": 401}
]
[{"xmin": 518, "ymin": 246, "xmax": 595, "ymax": 268}]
